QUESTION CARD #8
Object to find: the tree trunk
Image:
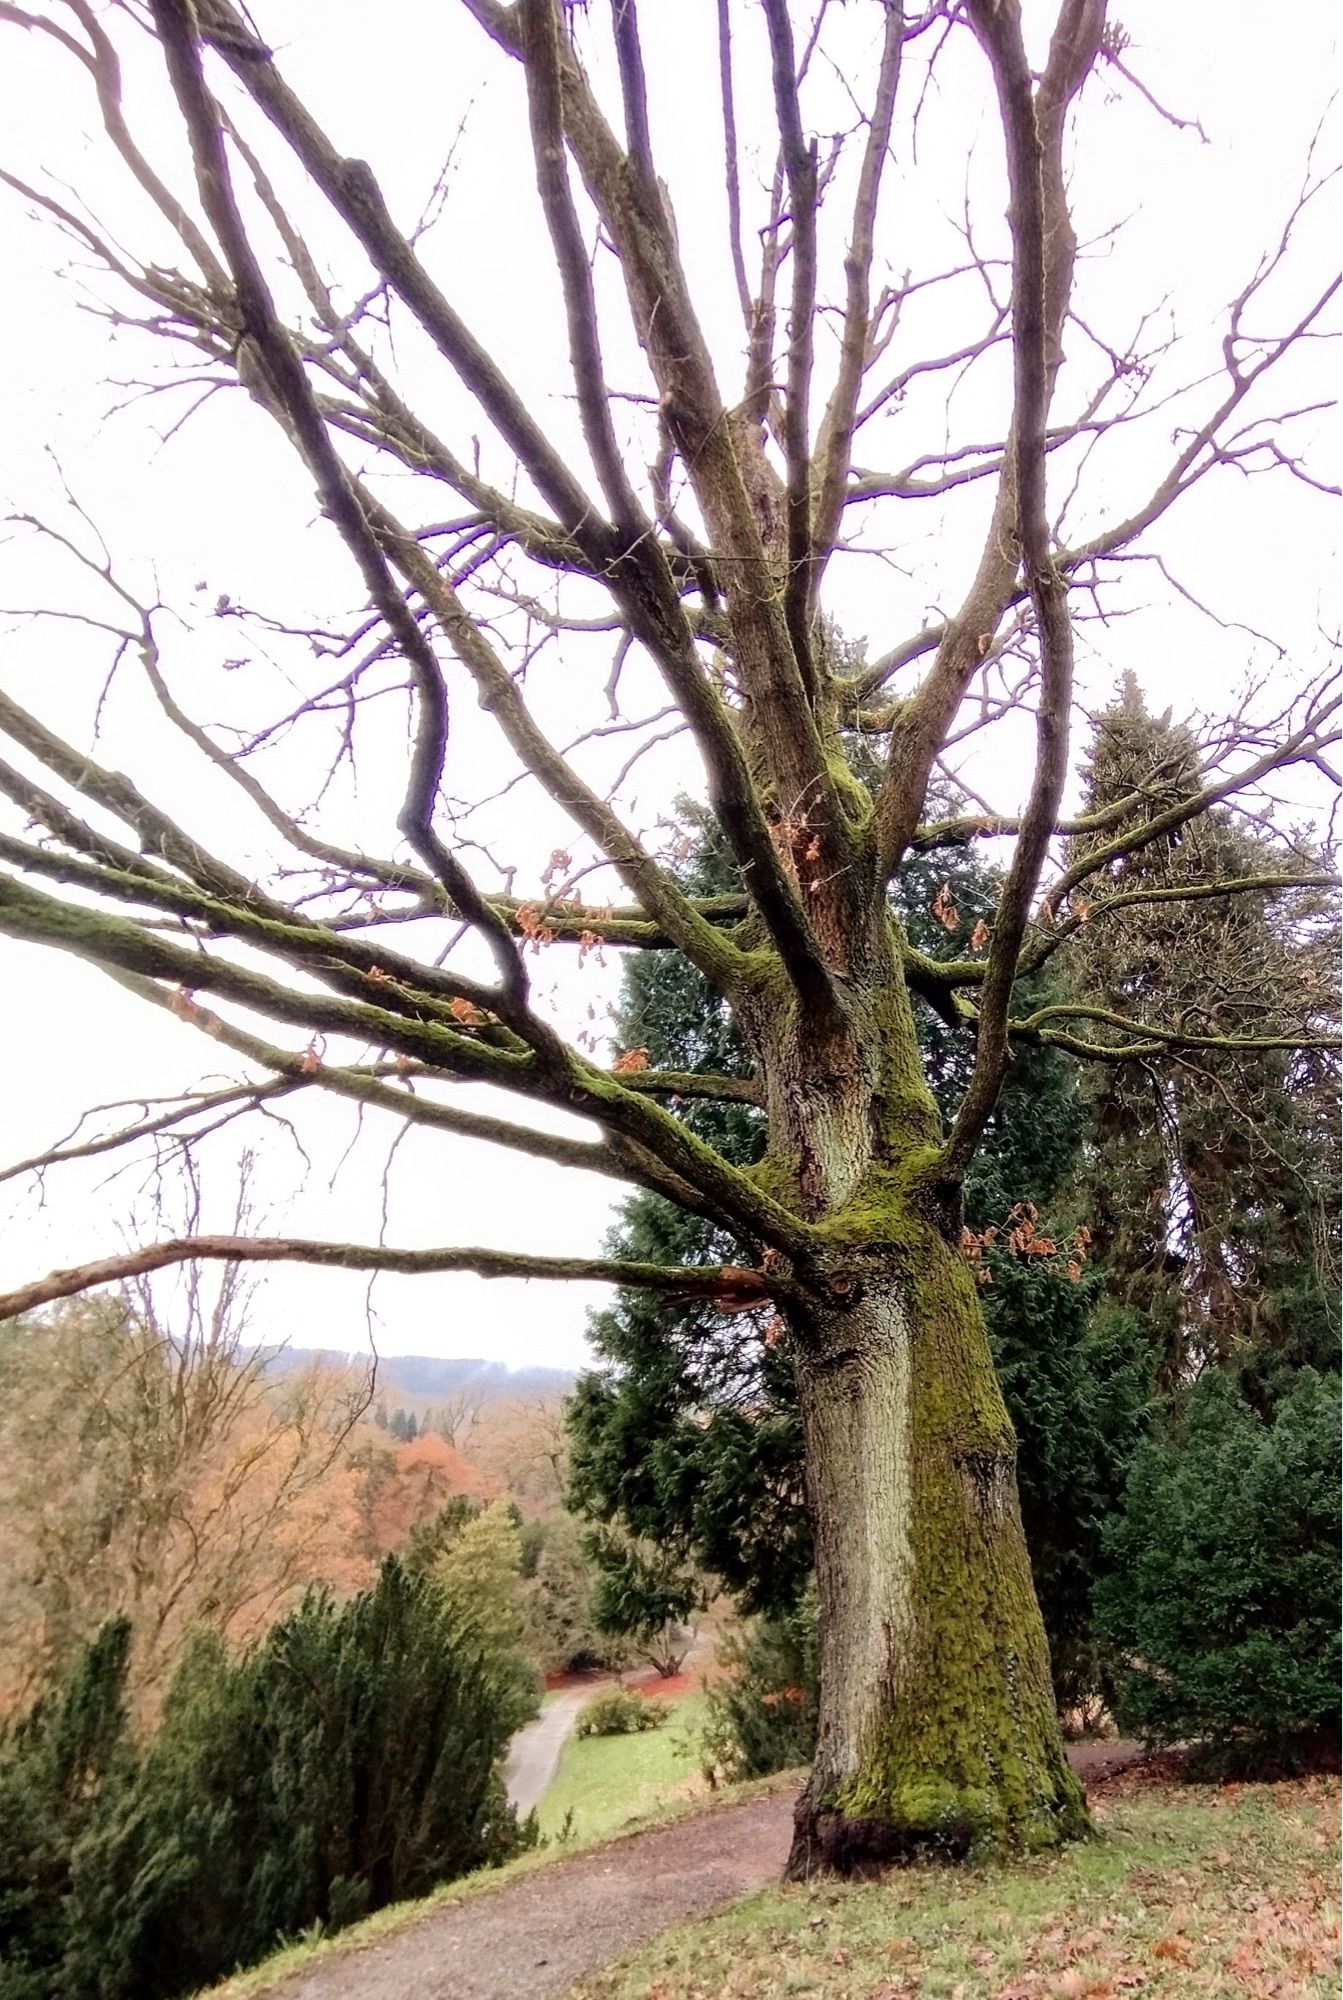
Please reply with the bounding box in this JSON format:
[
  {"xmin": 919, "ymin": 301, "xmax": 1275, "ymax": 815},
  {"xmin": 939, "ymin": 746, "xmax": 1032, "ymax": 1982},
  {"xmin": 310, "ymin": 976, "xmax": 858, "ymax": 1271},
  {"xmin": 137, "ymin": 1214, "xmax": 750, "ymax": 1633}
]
[{"xmin": 785, "ymin": 1213, "xmax": 1087, "ymax": 1876}]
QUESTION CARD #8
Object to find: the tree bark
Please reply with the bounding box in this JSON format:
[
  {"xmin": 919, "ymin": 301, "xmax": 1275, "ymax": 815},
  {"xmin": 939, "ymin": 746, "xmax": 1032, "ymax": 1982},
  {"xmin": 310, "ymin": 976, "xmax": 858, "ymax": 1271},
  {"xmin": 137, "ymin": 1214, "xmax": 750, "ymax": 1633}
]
[{"xmin": 785, "ymin": 1205, "xmax": 1087, "ymax": 1875}]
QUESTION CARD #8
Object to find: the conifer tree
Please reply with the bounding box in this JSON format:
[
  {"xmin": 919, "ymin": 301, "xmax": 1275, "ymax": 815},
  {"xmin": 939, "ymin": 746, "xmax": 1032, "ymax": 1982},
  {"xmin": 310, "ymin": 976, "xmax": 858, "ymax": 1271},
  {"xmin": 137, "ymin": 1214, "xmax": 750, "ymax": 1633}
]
[
  {"xmin": 39, "ymin": 1561, "xmax": 530, "ymax": 2000},
  {"xmin": 1068, "ymin": 675, "xmax": 1341, "ymax": 1389},
  {"xmin": 433, "ymin": 1500, "xmax": 539, "ymax": 1731}
]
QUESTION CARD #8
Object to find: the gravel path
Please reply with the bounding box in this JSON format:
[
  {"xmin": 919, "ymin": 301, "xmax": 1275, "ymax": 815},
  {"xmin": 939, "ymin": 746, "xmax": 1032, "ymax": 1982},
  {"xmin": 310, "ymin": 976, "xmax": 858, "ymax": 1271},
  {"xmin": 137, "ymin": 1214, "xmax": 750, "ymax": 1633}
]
[
  {"xmin": 504, "ymin": 1689, "xmax": 594, "ymax": 1819},
  {"xmin": 242, "ymin": 1742, "xmax": 1142, "ymax": 2000}
]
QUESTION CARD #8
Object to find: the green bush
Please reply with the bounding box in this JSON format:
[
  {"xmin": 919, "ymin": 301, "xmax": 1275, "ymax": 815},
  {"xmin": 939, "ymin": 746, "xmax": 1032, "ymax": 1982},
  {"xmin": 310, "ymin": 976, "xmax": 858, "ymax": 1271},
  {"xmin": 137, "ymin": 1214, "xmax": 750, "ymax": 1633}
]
[
  {"xmin": 0, "ymin": 1560, "xmax": 536, "ymax": 2000},
  {"xmin": 701, "ymin": 1595, "xmax": 819, "ymax": 1781},
  {"xmin": 0, "ymin": 1619, "xmax": 135, "ymax": 2000},
  {"xmin": 574, "ymin": 1687, "xmax": 665, "ymax": 1738},
  {"xmin": 1096, "ymin": 1369, "xmax": 1341, "ymax": 1773}
]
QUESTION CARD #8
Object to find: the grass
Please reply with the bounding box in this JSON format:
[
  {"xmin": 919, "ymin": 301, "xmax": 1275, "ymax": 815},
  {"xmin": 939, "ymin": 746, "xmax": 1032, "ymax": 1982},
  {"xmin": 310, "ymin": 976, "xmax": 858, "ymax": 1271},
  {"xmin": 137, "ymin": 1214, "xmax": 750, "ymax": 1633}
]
[
  {"xmin": 567, "ymin": 1769, "xmax": 1341, "ymax": 2000},
  {"xmin": 538, "ymin": 1694, "xmax": 709, "ymax": 1848}
]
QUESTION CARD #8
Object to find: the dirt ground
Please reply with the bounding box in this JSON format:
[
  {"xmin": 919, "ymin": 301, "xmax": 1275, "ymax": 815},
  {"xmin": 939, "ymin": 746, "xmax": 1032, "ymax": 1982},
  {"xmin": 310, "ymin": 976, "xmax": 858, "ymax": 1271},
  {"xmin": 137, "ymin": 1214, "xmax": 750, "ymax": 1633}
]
[{"xmin": 242, "ymin": 1742, "xmax": 1142, "ymax": 2000}]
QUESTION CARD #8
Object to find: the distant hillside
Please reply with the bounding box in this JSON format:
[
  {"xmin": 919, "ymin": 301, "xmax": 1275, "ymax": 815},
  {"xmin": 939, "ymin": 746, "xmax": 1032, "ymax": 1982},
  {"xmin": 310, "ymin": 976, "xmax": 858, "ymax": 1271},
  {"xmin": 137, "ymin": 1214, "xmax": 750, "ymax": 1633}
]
[{"xmin": 255, "ymin": 1349, "xmax": 576, "ymax": 1403}]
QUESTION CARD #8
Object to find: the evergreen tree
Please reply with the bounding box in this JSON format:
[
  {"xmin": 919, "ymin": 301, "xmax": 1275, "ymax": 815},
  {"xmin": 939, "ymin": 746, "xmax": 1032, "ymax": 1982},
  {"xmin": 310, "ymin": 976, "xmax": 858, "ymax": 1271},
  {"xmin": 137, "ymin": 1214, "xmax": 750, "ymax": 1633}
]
[
  {"xmin": 433, "ymin": 1503, "xmax": 539, "ymax": 1733},
  {"xmin": 521, "ymin": 1511, "xmax": 613, "ymax": 1675},
  {"xmin": 402, "ymin": 1494, "xmax": 482, "ymax": 1576},
  {"xmin": 1096, "ymin": 1368, "xmax": 1341, "ymax": 1771},
  {"xmin": 0, "ymin": 1621, "xmax": 134, "ymax": 2000},
  {"xmin": 581, "ymin": 1529, "xmax": 702, "ymax": 1676},
  {"xmin": 1067, "ymin": 673, "xmax": 1341, "ymax": 1391},
  {"xmin": 5, "ymin": 1560, "xmax": 533, "ymax": 2000}
]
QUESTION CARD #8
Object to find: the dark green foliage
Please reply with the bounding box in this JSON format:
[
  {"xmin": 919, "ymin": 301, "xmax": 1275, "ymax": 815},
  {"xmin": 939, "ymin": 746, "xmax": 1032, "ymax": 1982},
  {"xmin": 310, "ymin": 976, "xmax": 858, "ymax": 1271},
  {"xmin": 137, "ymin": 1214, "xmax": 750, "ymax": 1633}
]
[
  {"xmin": 701, "ymin": 1595, "xmax": 820, "ymax": 1781},
  {"xmin": 583, "ymin": 1530, "xmax": 701, "ymax": 1675},
  {"xmin": 567, "ymin": 803, "xmax": 1145, "ymax": 1707},
  {"xmin": 431, "ymin": 1502, "xmax": 541, "ymax": 1735},
  {"xmin": 573, "ymin": 1687, "xmax": 665, "ymax": 1738},
  {"xmin": 985, "ymin": 1271, "xmax": 1156, "ymax": 1718},
  {"xmin": 521, "ymin": 1511, "xmax": 617, "ymax": 1673},
  {"xmin": 1096, "ymin": 1369, "xmax": 1342, "ymax": 1772},
  {"xmin": 0, "ymin": 1620, "xmax": 134, "ymax": 2000},
  {"xmin": 0, "ymin": 1562, "xmax": 533, "ymax": 2000},
  {"xmin": 1069, "ymin": 675, "xmax": 1341, "ymax": 1389}
]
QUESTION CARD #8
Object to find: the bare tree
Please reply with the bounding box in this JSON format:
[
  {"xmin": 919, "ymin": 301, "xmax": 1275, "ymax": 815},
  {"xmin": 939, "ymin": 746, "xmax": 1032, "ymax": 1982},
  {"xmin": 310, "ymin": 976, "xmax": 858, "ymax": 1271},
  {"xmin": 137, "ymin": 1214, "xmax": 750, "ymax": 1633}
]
[
  {"xmin": 0, "ymin": 1267, "xmax": 371, "ymax": 1712},
  {"xmin": 0, "ymin": 0, "xmax": 1336, "ymax": 1867},
  {"xmin": 430, "ymin": 1387, "xmax": 486, "ymax": 1450},
  {"xmin": 467, "ymin": 1393, "xmax": 572, "ymax": 1507}
]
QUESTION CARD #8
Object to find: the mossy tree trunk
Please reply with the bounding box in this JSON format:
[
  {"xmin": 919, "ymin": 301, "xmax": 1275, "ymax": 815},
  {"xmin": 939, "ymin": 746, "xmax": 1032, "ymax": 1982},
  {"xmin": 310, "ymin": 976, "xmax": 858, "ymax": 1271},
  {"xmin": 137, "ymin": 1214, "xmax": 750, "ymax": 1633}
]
[
  {"xmin": 786, "ymin": 1235, "xmax": 1086, "ymax": 1874},
  {"xmin": 744, "ymin": 956, "xmax": 1087, "ymax": 1875}
]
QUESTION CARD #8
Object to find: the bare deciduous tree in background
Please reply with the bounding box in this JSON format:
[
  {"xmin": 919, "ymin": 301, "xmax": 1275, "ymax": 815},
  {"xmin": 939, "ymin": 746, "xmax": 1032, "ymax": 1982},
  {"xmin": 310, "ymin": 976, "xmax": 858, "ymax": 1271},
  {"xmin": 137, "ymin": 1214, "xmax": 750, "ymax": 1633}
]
[
  {"xmin": 0, "ymin": 0, "xmax": 1336, "ymax": 1867},
  {"xmin": 0, "ymin": 1259, "xmax": 370, "ymax": 1711}
]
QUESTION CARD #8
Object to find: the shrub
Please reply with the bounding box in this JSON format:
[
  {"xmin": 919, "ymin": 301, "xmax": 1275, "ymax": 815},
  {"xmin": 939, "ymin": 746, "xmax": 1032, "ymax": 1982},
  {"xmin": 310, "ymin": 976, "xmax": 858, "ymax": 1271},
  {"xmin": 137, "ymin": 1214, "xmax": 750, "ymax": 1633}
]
[
  {"xmin": 701, "ymin": 1595, "xmax": 819, "ymax": 1782},
  {"xmin": 574, "ymin": 1686, "xmax": 665, "ymax": 1738},
  {"xmin": 1096, "ymin": 1369, "xmax": 1341, "ymax": 1773},
  {"xmin": 0, "ymin": 1619, "xmax": 135, "ymax": 2000},
  {"xmin": 0, "ymin": 1560, "xmax": 536, "ymax": 2000}
]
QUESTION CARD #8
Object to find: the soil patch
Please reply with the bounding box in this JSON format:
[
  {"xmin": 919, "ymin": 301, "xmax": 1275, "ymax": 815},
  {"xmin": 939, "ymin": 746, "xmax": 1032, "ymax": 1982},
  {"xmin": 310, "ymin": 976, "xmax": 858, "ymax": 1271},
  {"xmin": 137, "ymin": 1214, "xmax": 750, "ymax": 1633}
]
[{"xmin": 634, "ymin": 1671, "xmax": 695, "ymax": 1700}]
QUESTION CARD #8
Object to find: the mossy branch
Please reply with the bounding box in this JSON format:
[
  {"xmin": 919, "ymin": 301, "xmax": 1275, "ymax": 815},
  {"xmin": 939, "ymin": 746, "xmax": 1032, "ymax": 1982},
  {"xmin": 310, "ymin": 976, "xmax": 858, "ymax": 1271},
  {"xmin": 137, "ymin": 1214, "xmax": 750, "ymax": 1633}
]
[
  {"xmin": 0, "ymin": 1239, "xmax": 792, "ymax": 1324},
  {"xmin": 0, "ymin": 872, "xmax": 812, "ymax": 1256},
  {"xmin": 1009, "ymin": 1004, "xmax": 1341, "ymax": 1063}
]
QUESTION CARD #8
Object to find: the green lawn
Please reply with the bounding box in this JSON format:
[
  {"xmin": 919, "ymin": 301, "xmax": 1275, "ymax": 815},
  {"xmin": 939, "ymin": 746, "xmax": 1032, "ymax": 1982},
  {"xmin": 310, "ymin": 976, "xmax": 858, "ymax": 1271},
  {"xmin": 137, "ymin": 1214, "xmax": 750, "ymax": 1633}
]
[
  {"xmin": 537, "ymin": 1693, "xmax": 709, "ymax": 1848},
  {"xmin": 567, "ymin": 1771, "xmax": 1341, "ymax": 1999}
]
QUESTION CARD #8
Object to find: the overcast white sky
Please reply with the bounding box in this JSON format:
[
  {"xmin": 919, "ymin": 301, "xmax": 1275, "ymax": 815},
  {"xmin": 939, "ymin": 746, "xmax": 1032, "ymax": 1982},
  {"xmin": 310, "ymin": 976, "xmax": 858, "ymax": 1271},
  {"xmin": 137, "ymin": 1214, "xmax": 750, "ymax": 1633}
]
[{"xmin": 0, "ymin": 1, "xmax": 1336, "ymax": 1369}]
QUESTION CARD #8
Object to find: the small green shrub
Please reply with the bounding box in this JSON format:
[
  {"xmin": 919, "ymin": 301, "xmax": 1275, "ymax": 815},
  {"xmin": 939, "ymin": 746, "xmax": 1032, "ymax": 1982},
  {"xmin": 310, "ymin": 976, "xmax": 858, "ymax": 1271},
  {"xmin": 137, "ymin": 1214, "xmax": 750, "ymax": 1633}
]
[
  {"xmin": 1096, "ymin": 1368, "xmax": 1341, "ymax": 1774},
  {"xmin": 574, "ymin": 1686, "xmax": 665, "ymax": 1737},
  {"xmin": 701, "ymin": 1595, "xmax": 819, "ymax": 1781}
]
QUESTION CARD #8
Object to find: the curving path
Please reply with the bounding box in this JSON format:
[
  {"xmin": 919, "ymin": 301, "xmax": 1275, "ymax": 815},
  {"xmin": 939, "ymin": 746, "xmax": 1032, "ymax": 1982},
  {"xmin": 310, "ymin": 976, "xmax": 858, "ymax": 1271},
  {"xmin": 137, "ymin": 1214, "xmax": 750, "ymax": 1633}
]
[
  {"xmin": 239, "ymin": 1741, "xmax": 1141, "ymax": 2000},
  {"xmin": 504, "ymin": 1687, "xmax": 596, "ymax": 1819}
]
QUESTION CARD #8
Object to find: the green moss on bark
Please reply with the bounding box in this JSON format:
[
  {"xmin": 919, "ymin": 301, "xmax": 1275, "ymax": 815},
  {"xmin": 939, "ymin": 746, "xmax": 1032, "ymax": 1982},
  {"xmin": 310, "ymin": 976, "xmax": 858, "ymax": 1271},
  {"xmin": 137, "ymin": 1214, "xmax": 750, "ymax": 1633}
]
[{"xmin": 790, "ymin": 1191, "xmax": 1089, "ymax": 1874}]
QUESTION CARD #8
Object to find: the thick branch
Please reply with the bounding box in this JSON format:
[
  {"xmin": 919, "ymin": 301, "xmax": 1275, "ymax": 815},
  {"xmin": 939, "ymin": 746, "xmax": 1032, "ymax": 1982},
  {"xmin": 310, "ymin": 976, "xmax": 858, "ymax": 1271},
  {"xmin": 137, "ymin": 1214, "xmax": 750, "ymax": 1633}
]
[
  {"xmin": 364, "ymin": 493, "xmax": 748, "ymax": 991},
  {"xmin": 520, "ymin": 0, "xmax": 647, "ymax": 538},
  {"xmin": 811, "ymin": 2, "xmax": 905, "ymax": 584},
  {"xmin": 0, "ymin": 1238, "xmax": 790, "ymax": 1325},
  {"xmin": 941, "ymin": 0, "xmax": 1088, "ymax": 1179},
  {"xmin": 461, "ymin": 1, "xmax": 859, "ymax": 948},
  {"xmin": 762, "ymin": 0, "xmax": 819, "ymax": 688},
  {"xmin": 151, "ymin": 0, "xmax": 533, "ymax": 1008},
  {"xmin": 875, "ymin": 0, "xmax": 1104, "ymax": 875},
  {"xmin": 88, "ymin": 968, "xmax": 723, "ymax": 1218},
  {"xmin": 0, "ymin": 871, "xmax": 813, "ymax": 1257}
]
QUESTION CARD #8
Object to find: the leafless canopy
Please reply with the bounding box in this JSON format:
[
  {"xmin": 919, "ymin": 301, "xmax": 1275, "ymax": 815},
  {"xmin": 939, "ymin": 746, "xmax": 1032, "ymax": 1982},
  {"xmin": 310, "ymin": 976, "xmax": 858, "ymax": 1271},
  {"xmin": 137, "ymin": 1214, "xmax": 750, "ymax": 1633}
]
[{"xmin": 0, "ymin": 0, "xmax": 1336, "ymax": 1320}]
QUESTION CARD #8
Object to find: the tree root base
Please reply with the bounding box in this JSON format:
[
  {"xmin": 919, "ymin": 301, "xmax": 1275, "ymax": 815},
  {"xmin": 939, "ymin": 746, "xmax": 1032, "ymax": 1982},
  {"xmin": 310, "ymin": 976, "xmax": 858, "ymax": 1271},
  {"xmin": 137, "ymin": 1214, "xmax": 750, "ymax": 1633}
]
[{"xmin": 785, "ymin": 1800, "xmax": 977, "ymax": 1880}]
